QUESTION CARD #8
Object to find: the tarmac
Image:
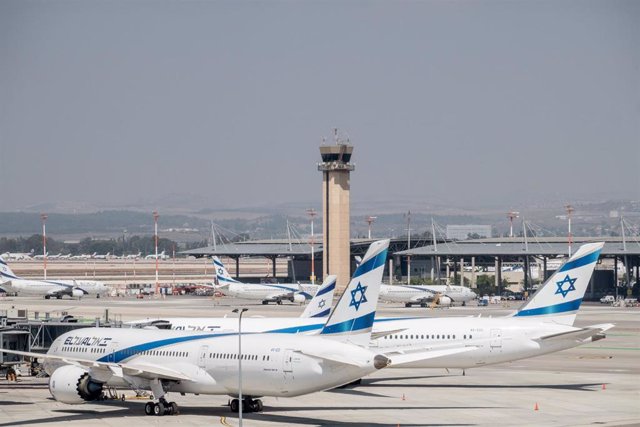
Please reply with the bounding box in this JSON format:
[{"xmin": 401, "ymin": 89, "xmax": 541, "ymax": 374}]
[{"xmin": 0, "ymin": 296, "xmax": 638, "ymax": 426}]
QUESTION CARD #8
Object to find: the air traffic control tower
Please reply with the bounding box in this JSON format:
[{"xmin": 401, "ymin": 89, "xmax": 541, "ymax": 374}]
[{"xmin": 318, "ymin": 140, "xmax": 354, "ymax": 291}]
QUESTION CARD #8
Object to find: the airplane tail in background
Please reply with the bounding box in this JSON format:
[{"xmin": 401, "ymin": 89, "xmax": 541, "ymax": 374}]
[
  {"xmin": 513, "ymin": 242, "xmax": 604, "ymax": 325},
  {"xmin": 320, "ymin": 239, "xmax": 389, "ymax": 347},
  {"xmin": 301, "ymin": 275, "xmax": 336, "ymax": 318},
  {"xmin": 0, "ymin": 256, "xmax": 20, "ymax": 281},
  {"xmin": 213, "ymin": 256, "xmax": 241, "ymax": 285}
]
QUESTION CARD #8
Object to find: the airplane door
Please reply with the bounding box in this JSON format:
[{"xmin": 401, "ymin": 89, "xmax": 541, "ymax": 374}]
[
  {"xmin": 106, "ymin": 342, "xmax": 118, "ymax": 363},
  {"xmin": 282, "ymin": 349, "xmax": 295, "ymax": 382},
  {"xmin": 283, "ymin": 350, "xmax": 293, "ymax": 373},
  {"xmin": 490, "ymin": 329, "xmax": 502, "ymax": 349},
  {"xmin": 198, "ymin": 345, "xmax": 208, "ymax": 368}
]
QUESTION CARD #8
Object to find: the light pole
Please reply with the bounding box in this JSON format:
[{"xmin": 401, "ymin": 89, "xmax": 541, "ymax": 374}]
[
  {"xmin": 366, "ymin": 216, "xmax": 377, "ymax": 239},
  {"xmin": 40, "ymin": 213, "xmax": 48, "ymax": 279},
  {"xmin": 306, "ymin": 209, "xmax": 316, "ymax": 284},
  {"xmin": 406, "ymin": 211, "xmax": 411, "ymax": 285},
  {"xmin": 153, "ymin": 211, "xmax": 159, "ymax": 297},
  {"xmin": 565, "ymin": 205, "xmax": 574, "ymax": 256},
  {"xmin": 232, "ymin": 307, "xmax": 248, "ymax": 424}
]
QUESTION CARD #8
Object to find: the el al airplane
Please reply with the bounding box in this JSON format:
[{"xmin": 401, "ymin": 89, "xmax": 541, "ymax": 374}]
[
  {"xmin": 0, "ymin": 256, "xmax": 107, "ymax": 299},
  {"xmin": 130, "ymin": 275, "xmax": 337, "ymax": 331},
  {"xmin": 373, "ymin": 241, "xmax": 613, "ymax": 369},
  {"xmin": 379, "ymin": 283, "xmax": 477, "ymax": 307},
  {"xmin": 0, "ymin": 240, "xmax": 440, "ymax": 416},
  {"xmin": 214, "ymin": 256, "xmax": 315, "ymax": 304},
  {"xmin": 354, "ymin": 255, "xmax": 477, "ymax": 307},
  {"xmin": 145, "ymin": 250, "xmax": 168, "ymax": 260},
  {"xmin": 129, "ymin": 242, "xmax": 612, "ymax": 372}
]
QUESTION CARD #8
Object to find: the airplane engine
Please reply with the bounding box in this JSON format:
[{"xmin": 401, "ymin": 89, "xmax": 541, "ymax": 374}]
[
  {"xmin": 71, "ymin": 288, "xmax": 86, "ymax": 298},
  {"xmin": 292, "ymin": 294, "xmax": 307, "ymax": 304},
  {"xmin": 49, "ymin": 365, "xmax": 104, "ymax": 404},
  {"xmin": 438, "ymin": 296, "xmax": 452, "ymax": 306}
]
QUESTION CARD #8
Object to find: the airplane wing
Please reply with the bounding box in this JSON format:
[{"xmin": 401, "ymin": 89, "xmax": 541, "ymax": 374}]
[
  {"xmin": 534, "ymin": 323, "xmax": 615, "ymax": 343},
  {"xmin": 295, "ymin": 349, "xmax": 367, "ymax": 367},
  {"xmin": 384, "ymin": 346, "xmax": 478, "ymax": 366},
  {"xmin": 0, "ymin": 348, "xmax": 194, "ymax": 382}
]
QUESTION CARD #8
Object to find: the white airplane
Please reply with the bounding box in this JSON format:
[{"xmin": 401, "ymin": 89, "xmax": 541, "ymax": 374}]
[
  {"xmin": 130, "ymin": 275, "xmax": 337, "ymax": 332},
  {"xmin": 125, "ymin": 252, "xmax": 142, "ymax": 260},
  {"xmin": 70, "ymin": 252, "xmax": 97, "ymax": 260},
  {"xmin": 374, "ymin": 242, "xmax": 613, "ymax": 369},
  {"xmin": 379, "ymin": 284, "xmax": 476, "ymax": 307},
  {"xmin": 145, "ymin": 250, "xmax": 168, "ymax": 260},
  {"xmin": 0, "ymin": 256, "xmax": 107, "ymax": 299},
  {"xmin": 1, "ymin": 240, "xmax": 434, "ymax": 416},
  {"xmin": 0, "ymin": 251, "xmax": 33, "ymax": 260},
  {"xmin": 93, "ymin": 252, "xmax": 111, "ymax": 260},
  {"xmin": 214, "ymin": 256, "xmax": 316, "ymax": 304},
  {"xmin": 127, "ymin": 242, "xmax": 612, "ymax": 373}
]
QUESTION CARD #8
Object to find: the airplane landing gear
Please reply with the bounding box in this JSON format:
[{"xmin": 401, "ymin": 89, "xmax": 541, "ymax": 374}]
[
  {"xmin": 145, "ymin": 398, "xmax": 179, "ymax": 416},
  {"xmin": 229, "ymin": 397, "xmax": 263, "ymax": 413}
]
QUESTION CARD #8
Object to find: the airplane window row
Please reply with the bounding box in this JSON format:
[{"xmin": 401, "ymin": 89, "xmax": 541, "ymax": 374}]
[
  {"xmin": 139, "ymin": 349, "xmax": 189, "ymax": 358},
  {"xmin": 383, "ymin": 334, "xmax": 473, "ymax": 340},
  {"xmin": 208, "ymin": 353, "xmax": 270, "ymax": 361},
  {"xmin": 62, "ymin": 346, "xmax": 106, "ymax": 353}
]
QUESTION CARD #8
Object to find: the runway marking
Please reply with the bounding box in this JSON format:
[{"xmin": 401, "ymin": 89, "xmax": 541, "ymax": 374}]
[
  {"xmin": 220, "ymin": 416, "xmax": 232, "ymax": 426},
  {"xmin": 582, "ymin": 346, "xmax": 640, "ymax": 351}
]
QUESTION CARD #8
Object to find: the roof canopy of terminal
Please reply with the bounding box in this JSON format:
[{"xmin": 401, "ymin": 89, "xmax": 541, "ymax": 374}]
[
  {"xmin": 395, "ymin": 237, "xmax": 640, "ymax": 257},
  {"xmin": 181, "ymin": 241, "xmax": 320, "ymax": 258}
]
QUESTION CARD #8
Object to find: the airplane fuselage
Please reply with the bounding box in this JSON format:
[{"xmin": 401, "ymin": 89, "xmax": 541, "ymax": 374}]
[
  {"xmin": 45, "ymin": 328, "xmax": 382, "ymax": 398},
  {"xmin": 133, "ymin": 315, "xmax": 601, "ymax": 369}
]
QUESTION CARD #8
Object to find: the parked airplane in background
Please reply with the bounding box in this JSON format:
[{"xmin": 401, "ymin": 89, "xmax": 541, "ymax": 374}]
[
  {"xmin": 0, "ymin": 241, "xmax": 403, "ymax": 416},
  {"xmin": 125, "ymin": 252, "xmax": 142, "ymax": 260},
  {"xmin": 71, "ymin": 252, "xmax": 97, "ymax": 260},
  {"xmin": 353, "ymin": 254, "xmax": 477, "ymax": 307},
  {"xmin": 93, "ymin": 252, "xmax": 111, "ymax": 260},
  {"xmin": 0, "ymin": 251, "xmax": 33, "ymax": 260},
  {"xmin": 130, "ymin": 275, "xmax": 337, "ymax": 332},
  {"xmin": 214, "ymin": 256, "xmax": 316, "ymax": 304},
  {"xmin": 0, "ymin": 257, "xmax": 107, "ymax": 299},
  {"xmin": 145, "ymin": 250, "xmax": 168, "ymax": 260}
]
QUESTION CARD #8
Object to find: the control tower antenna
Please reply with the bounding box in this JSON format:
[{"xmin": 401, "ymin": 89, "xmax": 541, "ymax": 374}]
[{"xmin": 318, "ymin": 129, "xmax": 355, "ymax": 291}]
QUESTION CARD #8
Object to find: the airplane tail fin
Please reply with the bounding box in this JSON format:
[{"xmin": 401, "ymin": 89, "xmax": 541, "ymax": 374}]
[
  {"xmin": 0, "ymin": 256, "xmax": 20, "ymax": 281},
  {"xmin": 320, "ymin": 239, "xmax": 389, "ymax": 347},
  {"xmin": 213, "ymin": 256, "xmax": 241, "ymax": 285},
  {"xmin": 512, "ymin": 242, "xmax": 604, "ymax": 325},
  {"xmin": 301, "ymin": 275, "xmax": 336, "ymax": 318}
]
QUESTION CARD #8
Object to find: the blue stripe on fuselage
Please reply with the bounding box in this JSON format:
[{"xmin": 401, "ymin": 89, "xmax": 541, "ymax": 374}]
[{"xmin": 97, "ymin": 316, "xmax": 418, "ymax": 363}]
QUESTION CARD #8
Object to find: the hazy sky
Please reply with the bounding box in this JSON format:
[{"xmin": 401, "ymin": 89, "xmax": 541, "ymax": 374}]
[{"xmin": 2, "ymin": 0, "xmax": 638, "ymax": 212}]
